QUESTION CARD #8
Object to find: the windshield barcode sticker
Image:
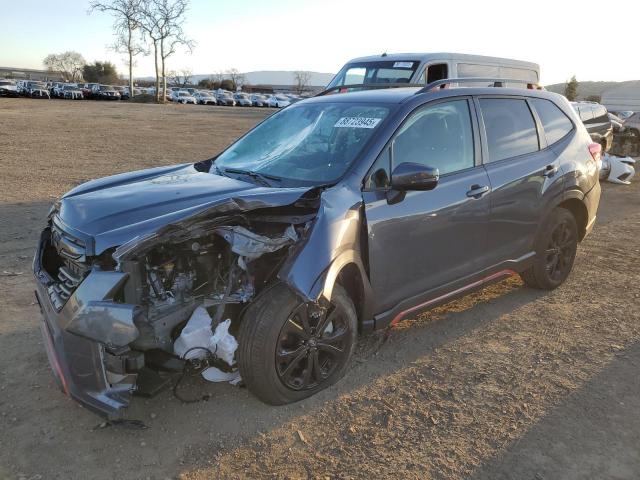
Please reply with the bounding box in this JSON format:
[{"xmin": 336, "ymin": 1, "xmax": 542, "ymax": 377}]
[
  {"xmin": 393, "ymin": 61, "xmax": 414, "ymax": 69},
  {"xmin": 334, "ymin": 117, "xmax": 382, "ymax": 129}
]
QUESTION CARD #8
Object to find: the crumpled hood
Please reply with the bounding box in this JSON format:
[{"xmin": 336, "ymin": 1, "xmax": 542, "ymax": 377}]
[{"xmin": 56, "ymin": 163, "xmax": 311, "ymax": 255}]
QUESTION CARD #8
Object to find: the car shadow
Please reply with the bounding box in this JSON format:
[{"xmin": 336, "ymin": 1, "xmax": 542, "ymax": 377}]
[{"xmin": 470, "ymin": 341, "xmax": 640, "ymax": 480}]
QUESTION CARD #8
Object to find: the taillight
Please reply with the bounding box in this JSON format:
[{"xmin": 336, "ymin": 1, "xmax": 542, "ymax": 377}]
[
  {"xmin": 588, "ymin": 142, "xmax": 602, "ymax": 161},
  {"xmin": 589, "ymin": 142, "xmax": 602, "ymax": 168}
]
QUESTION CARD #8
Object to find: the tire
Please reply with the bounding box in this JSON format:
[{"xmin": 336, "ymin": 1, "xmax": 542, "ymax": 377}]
[
  {"xmin": 520, "ymin": 207, "xmax": 578, "ymax": 290},
  {"xmin": 239, "ymin": 283, "xmax": 357, "ymax": 405}
]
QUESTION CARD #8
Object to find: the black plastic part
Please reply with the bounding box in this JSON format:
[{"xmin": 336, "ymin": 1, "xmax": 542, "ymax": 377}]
[
  {"xmin": 134, "ymin": 367, "xmax": 174, "ymax": 398},
  {"xmin": 144, "ymin": 349, "xmax": 186, "ymax": 372}
]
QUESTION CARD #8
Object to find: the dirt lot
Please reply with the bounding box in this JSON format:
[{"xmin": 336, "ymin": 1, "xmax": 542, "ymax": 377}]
[{"xmin": 1, "ymin": 98, "xmax": 639, "ymax": 480}]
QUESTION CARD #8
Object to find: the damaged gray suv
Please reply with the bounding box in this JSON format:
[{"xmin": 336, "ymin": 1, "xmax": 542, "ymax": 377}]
[{"xmin": 34, "ymin": 78, "xmax": 602, "ymax": 418}]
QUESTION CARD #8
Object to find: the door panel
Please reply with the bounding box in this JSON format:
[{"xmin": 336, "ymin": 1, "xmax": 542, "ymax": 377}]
[
  {"xmin": 483, "ymin": 149, "xmax": 562, "ymax": 263},
  {"xmin": 363, "ymin": 166, "xmax": 491, "ymax": 314}
]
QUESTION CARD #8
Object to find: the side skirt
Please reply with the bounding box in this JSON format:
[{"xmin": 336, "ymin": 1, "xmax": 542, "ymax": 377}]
[{"xmin": 373, "ymin": 253, "xmax": 535, "ymax": 331}]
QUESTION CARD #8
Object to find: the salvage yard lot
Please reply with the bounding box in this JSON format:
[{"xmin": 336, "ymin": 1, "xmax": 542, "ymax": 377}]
[{"xmin": 1, "ymin": 98, "xmax": 639, "ymax": 479}]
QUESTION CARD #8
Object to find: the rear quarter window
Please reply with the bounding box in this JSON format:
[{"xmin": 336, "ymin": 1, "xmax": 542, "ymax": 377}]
[
  {"xmin": 531, "ymin": 98, "xmax": 574, "ymax": 145},
  {"xmin": 479, "ymin": 98, "xmax": 539, "ymax": 163}
]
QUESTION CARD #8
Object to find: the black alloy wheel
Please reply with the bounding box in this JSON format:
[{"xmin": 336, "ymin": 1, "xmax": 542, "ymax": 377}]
[
  {"xmin": 238, "ymin": 283, "xmax": 357, "ymax": 405},
  {"xmin": 520, "ymin": 207, "xmax": 578, "ymax": 290},
  {"xmin": 544, "ymin": 218, "xmax": 577, "ymax": 282},
  {"xmin": 275, "ymin": 302, "xmax": 351, "ymax": 391}
]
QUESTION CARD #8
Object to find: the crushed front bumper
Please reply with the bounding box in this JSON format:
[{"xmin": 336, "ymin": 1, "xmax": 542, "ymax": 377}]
[{"xmin": 34, "ymin": 229, "xmax": 140, "ymax": 418}]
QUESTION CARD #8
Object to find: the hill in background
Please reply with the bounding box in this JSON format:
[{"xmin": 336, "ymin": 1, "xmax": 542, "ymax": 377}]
[{"xmin": 545, "ymin": 80, "xmax": 638, "ymax": 100}]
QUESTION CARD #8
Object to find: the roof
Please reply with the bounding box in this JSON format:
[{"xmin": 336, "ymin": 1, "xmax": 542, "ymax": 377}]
[{"xmin": 300, "ymin": 84, "xmax": 564, "ymax": 106}]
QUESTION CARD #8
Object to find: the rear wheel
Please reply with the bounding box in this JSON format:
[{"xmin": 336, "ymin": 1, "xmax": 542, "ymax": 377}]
[
  {"xmin": 239, "ymin": 284, "xmax": 357, "ymax": 405},
  {"xmin": 520, "ymin": 208, "xmax": 578, "ymax": 290}
]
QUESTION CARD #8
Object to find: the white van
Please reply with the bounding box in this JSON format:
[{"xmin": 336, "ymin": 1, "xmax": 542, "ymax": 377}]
[{"xmin": 326, "ymin": 52, "xmax": 540, "ymax": 90}]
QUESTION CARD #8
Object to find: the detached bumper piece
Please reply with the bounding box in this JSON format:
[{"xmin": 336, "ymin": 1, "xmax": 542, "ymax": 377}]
[{"xmin": 34, "ymin": 231, "xmax": 142, "ymax": 419}]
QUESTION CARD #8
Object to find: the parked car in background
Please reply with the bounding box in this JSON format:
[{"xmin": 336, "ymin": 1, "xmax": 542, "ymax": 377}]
[
  {"xmin": 93, "ymin": 85, "xmax": 121, "ymax": 100},
  {"xmin": 62, "ymin": 84, "xmax": 83, "ymax": 100},
  {"xmin": 171, "ymin": 91, "xmax": 197, "ymax": 104},
  {"xmin": 0, "ymin": 80, "xmax": 19, "ymax": 97},
  {"xmin": 286, "ymin": 94, "xmax": 302, "ymax": 104},
  {"xmin": 15, "ymin": 80, "xmax": 26, "ymax": 94},
  {"xmin": 571, "ymin": 101, "xmax": 613, "ymax": 152},
  {"xmin": 114, "ymin": 86, "xmax": 129, "ymax": 100},
  {"xmin": 250, "ymin": 93, "xmax": 268, "ymax": 107},
  {"xmin": 613, "ymin": 111, "xmax": 634, "ymax": 120},
  {"xmin": 26, "ymin": 82, "xmax": 50, "ymax": 99},
  {"xmin": 621, "ymin": 112, "xmax": 640, "ymax": 137},
  {"xmin": 194, "ymin": 91, "xmax": 217, "ymax": 105},
  {"xmin": 123, "ymin": 87, "xmax": 142, "ymax": 98},
  {"xmin": 50, "ymin": 82, "xmax": 67, "ymax": 98},
  {"xmin": 608, "ymin": 112, "xmax": 625, "ymax": 133},
  {"xmin": 233, "ymin": 92, "xmax": 252, "ymax": 106},
  {"xmin": 266, "ymin": 94, "xmax": 291, "ymax": 108},
  {"xmin": 79, "ymin": 83, "xmax": 99, "ymax": 99},
  {"xmin": 216, "ymin": 90, "xmax": 236, "ymax": 106}
]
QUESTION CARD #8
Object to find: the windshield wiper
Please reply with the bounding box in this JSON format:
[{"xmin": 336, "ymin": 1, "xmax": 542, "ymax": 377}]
[{"xmin": 221, "ymin": 167, "xmax": 282, "ymax": 187}]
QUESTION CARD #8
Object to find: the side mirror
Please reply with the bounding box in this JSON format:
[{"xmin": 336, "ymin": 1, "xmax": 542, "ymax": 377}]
[{"xmin": 390, "ymin": 162, "xmax": 439, "ymax": 191}]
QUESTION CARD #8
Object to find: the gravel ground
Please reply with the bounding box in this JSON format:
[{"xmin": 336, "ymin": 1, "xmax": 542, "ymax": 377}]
[{"xmin": 0, "ymin": 98, "xmax": 638, "ymax": 480}]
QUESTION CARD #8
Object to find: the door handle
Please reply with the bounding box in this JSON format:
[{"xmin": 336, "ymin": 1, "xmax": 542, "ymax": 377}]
[
  {"xmin": 466, "ymin": 184, "xmax": 490, "ymax": 198},
  {"xmin": 543, "ymin": 164, "xmax": 558, "ymax": 177}
]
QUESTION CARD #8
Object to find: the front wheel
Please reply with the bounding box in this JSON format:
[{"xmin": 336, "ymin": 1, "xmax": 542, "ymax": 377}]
[
  {"xmin": 239, "ymin": 283, "xmax": 357, "ymax": 405},
  {"xmin": 520, "ymin": 207, "xmax": 578, "ymax": 290}
]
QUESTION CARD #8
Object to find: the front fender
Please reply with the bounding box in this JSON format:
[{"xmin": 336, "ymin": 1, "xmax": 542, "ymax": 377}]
[{"xmin": 278, "ymin": 185, "xmax": 373, "ymax": 321}]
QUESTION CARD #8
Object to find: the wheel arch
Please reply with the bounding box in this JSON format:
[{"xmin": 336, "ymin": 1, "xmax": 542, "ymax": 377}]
[
  {"xmin": 557, "ymin": 196, "xmax": 589, "ymax": 241},
  {"xmin": 318, "ymin": 252, "xmax": 375, "ymax": 333}
]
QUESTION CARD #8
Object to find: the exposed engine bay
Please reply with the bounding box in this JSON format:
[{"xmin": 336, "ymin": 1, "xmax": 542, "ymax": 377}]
[{"xmin": 119, "ymin": 221, "xmax": 303, "ymax": 354}]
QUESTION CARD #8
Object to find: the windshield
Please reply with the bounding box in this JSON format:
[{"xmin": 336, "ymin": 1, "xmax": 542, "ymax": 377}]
[
  {"xmin": 327, "ymin": 60, "xmax": 419, "ymax": 89},
  {"xmin": 214, "ymin": 102, "xmax": 389, "ymax": 185}
]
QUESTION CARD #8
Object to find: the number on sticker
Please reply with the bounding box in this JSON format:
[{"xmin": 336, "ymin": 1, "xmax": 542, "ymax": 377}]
[{"xmin": 334, "ymin": 117, "xmax": 382, "ymax": 129}]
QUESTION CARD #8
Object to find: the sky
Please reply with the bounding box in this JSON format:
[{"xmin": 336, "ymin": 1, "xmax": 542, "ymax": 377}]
[{"xmin": 1, "ymin": 0, "xmax": 639, "ymax": 85}]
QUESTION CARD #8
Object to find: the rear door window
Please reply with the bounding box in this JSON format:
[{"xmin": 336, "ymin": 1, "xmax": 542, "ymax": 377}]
[
  {"xmin": 531, "ymin": 98, "xmax": 574, "ymax": 145},
  {"xmin": 479, "ymin": 98, "xmax": 539, "ymax": 162}
]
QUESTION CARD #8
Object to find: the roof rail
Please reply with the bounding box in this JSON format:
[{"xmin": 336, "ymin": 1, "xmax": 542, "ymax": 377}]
[
  {"xmin": 315, "ymin": 78, "xmax": 544, "ymax": 97},
  {"xmin": 315, "ymin": 82, "xmax": 428, "ymax": 97},
  {"xmin": 415, "ymin": 77, "xmax": 543, "ymax": 94}
]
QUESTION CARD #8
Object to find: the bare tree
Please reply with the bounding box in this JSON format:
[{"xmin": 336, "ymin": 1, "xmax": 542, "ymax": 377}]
[
  {"xmin": 225, "ymin": 68, "xmax": 244, "ymax": 90},
  {"xmin": 138, "ymin": 1, "xmax": 162, "ymax": 101},
  {"xmin": 139, "ymin": 0, "xmax": 194, "ymax": 103},
  {"xmin": 43, "ymin": 52, "xmax": 86, "ymax": 82},
  {"xmin": 169, "ymin": 68, "xmax": 192, "ymax": 87},
  {"xmin": 293, "ymin": 70, "xmax": 312, "ymax": 94},
  {"xmin": 89, "ymin": 0, "xmax": 146, "ymax": 98},
  {"xmin": 213, "ymin": 70, "xmax": 225, "ymax": 85}
]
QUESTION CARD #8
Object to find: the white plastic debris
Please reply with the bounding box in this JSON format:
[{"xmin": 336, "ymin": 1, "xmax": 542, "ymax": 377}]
[
  {"xmin": 602, "ymin": 153, "xmax": 635, "ymax": 185},
  {"xmin": 173, "ymin": 306, "xmax": 214, "ymax": 360},
  {"xmin": 173, "ymin": 307, "xmax": 240, "ymax": 383}
]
